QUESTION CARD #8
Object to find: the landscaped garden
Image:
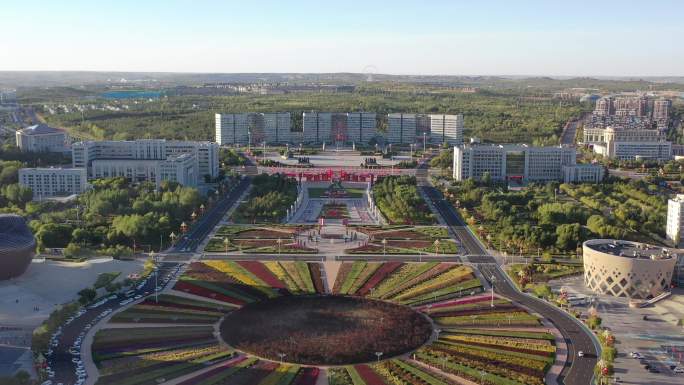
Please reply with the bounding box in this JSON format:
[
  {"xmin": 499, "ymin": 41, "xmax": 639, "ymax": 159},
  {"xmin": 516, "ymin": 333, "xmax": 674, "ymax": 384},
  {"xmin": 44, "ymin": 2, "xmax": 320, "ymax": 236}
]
[
  {"xmin": 204, "ymin": 225, "xmax": 317, "ymax": 254},
  {"xmin": 90, "ymin": 260, "xmax": 558, "ymax": 385},
  {"xmin": 319, "ymin": 203, "xmax": 350, "ymax": 219},
  {"xmin": 346, "ymin": 226, "xmax": 457, "ymax": 255}
]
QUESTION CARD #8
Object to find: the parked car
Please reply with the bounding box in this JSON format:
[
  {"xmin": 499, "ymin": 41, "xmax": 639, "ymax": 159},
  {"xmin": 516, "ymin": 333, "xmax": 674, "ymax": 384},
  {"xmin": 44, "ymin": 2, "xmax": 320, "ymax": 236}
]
[{"xmin": 673, "ymin": 367, "xmax": 684, "ymax": 374}]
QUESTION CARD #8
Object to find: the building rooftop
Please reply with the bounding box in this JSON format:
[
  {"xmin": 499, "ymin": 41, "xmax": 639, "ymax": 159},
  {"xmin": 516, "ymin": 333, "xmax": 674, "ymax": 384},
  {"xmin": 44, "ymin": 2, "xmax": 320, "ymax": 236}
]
[
  {"xmin": 585, "ymin": 239, "xmax": 676, "ymax": 260},
  {"xmin": 18, "ymin": 124, "xmax": 64, "ymax": 136}
]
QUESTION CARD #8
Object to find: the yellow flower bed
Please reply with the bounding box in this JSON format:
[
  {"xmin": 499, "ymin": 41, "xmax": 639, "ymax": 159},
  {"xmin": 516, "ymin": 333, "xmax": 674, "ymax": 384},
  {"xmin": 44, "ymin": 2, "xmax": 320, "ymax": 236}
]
[
  {"xmin": 263, "ymin": 261, "xmax": 302, "ymax": 293},
  {"xmin": 203, "ymin": 260, "xmax": 277, "ymax": 298},
  {"xmin": 394, "ymin": 266, "xmax": 472, "ymax": 301}
]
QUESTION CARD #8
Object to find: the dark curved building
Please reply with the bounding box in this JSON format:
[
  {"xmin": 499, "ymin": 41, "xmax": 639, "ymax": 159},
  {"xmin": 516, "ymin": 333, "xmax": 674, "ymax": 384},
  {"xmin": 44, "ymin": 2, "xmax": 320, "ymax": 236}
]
[{"xmin": 0, "ymin": 214, "xmax": 36, "ymax": 280}]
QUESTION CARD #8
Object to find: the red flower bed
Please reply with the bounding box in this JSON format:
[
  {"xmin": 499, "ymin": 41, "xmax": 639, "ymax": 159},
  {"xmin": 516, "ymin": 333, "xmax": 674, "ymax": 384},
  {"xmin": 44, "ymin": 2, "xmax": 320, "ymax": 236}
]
[
  {"xmin": 415, "ymin": 295, "xmax": 491, "ymax": 311},
  {"xmin": 308, "ymin": 263, "xmax": 325, "ymax": 294},
  {"xmin": 234, "ymin": 229, "xmax": 293, "ymax": 239},
  {"xmin": 139, "ymin": 299, "xmax": 226, "ymax": 313},
  {"xmin": 385, "ymin": 240, "xmax": 432, "ymax": 248},
  {"xmin": 173, "ymin": 281, "xmax": 245, "ymax": 306},
  {"xmin": 356, "ymin": 262, "xmax": 402, "ymax": 296},
  {"xmin": 355, "ymin": 364, "xmax": 387, "ymax": 385},
  {"xmin": 332, "ymin": 263, "xmax": 353, "ymax": 294},
  {"xmin": 292, "ymin": 367, "xmax": 319, "ymax": 385},
  {"xmin": 375, "ymin": 230, "xmax": 430, "ymax": 240},
  {"xmin": 233, "ymin": 239, "xmax": 279, "ymax": 248},
  {"xmin": 237, "ymin": 261, "xmax": 287, "ymax": 289}
]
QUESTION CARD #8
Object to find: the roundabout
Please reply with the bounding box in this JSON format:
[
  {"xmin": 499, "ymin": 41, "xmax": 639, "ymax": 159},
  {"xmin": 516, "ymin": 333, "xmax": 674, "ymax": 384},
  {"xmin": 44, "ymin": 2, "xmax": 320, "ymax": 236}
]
[{"xmin": 219, "ymin": 295, "xmax": 432, "ymax": 365}]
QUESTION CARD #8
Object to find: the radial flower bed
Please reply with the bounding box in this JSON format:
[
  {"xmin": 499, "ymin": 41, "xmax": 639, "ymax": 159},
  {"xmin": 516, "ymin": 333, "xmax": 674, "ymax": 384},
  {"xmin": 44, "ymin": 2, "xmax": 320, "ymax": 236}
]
[{"xmin": 90, "ymin": 261, "xmax": 557, "ymax": 385}]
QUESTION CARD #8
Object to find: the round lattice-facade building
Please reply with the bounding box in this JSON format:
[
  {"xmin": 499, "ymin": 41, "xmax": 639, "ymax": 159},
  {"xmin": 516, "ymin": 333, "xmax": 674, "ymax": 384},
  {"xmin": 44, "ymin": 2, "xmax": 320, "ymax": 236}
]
[
  {"xmin": 0, "ymin": 214, "xmax": 36, "ymax": 280},
  {"xmin": 583, "ymin": 239, "xmax": 677, "ymax": 299}
]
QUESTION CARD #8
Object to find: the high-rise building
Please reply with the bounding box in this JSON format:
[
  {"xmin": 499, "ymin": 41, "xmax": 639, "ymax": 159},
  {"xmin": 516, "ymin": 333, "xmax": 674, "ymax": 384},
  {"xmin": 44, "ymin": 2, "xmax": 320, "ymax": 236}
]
[
  {"xmin": 215, "ymin": 113, "xmax": 292, "ymax": 145},
  {"xmin": 429, "ymin": 114, "xmax": 464, "ymax": 145},
  {"xmin": 591, "ymin": 127, "xmax": 672, "ymax": 161},
  {"xmin": 302, "ymin": 112, "xmax": 377, "ymax": 144},
  {"xmin": 386, "ymin": 113, "xmax": 417, "ymax": 144},
  {"xmin": 653, "ymin": 99, "xmax": 672, "ymax": 121},
  {"xmin": 667, "ymin": 195, "xmax": 684, "ymax": 248},
  {"xmin": 594, "ymin": 97, "xmax": 613, "ymax": 116},
  {"xmin": 18, "ymin": 167, "xmax": 88, "ymax": 199},
  {"xmin": 453, "ymin": 144, "xmax": 591, "ymax": 183},
  {"xmin": 15, "ymin": 124, "xmax": 69, "ymax": 153}
]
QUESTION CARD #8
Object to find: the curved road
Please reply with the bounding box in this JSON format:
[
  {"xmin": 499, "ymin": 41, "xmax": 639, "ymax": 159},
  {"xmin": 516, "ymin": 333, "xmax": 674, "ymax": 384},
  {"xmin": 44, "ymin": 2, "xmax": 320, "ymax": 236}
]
[{"xmin": 422, "ymin": 185, "xmax": 598, "ymax": 385}]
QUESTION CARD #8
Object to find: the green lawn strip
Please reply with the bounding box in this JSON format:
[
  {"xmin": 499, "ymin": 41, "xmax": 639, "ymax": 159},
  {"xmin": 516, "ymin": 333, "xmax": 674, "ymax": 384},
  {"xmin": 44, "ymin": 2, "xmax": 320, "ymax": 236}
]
[
  {"xmin": 156, "ymin": 294, "xmax": 235, "ymax": 312},
  {"xmin": 416, "ymin": 240, "xmax": 458, "ymax": 254},
  {"xmin": 416, "ymin": 353, "xmax": 526, "ymax": 385},
  {"xmin": 93, "ymin": 340, "xmax": 216, "ymax": 362},
  {"xmin": 451, "ymin": 329, "xmax": 555, "ymax": 340},
  {"xmin": 195, "ymin": 357, "xmax": 257, "ymax": 385},
  {"xmin": 434, "ymin": 313, "xmax": 540, "ymax": 327},
  {"xmin": 402, "ymin": 278, "xmax": 483, "ymax": 305},
  {"xmin": 204, "ymin": 237, "xmax": 240, "ymax": 252},
  {"xmin": 339, "ymin": 261, "xmax": 366, "ymax": 294},
  {"xmin": 414, "ymin": 226, "xmax": 449, "ymax": 238},
  {"xmin": 280, "ymin": 262, "xmax": 308, "ymax": 292},
  {"xmin": 214, "ymin": 225, "xmax": 252, "ymax": 236},
  {"xmin": 244, "ymin": 246, "xmax": 317, "ymax": 254},
  {"xmin": 436, "ymin": 340, "xmax": 554, "ymax": 364},
  {"xmin": 392, "ymin": 359, "xmax": 450, "ymax": 385},
  {"xmin": 93, "ymin": 326, "xmax": 213, "ymax": 345},
  {"xmin": 426, "ymin": 299, "xmax": 511, "ymax": 314},
  {"xmin": 110, "ymin": 312, "xmax": 220, "ymax": 324},
  {"xmin": 180, "ymin": 277, "xmax": 259, "ymax": 303},
  {"xmin": 373, "ymin": 262, "xmax": 438, "ymax": 299},
  {"xmin": 295, "ymin": 262, "xmax": 316, "ymax": 293},
  {"xmin": 345, "ymin": 366, "xmax": 366, "ymax": 385},
  {"xmin": 119, "ymin": 305, "xmax": 223, "ymax": 317}
]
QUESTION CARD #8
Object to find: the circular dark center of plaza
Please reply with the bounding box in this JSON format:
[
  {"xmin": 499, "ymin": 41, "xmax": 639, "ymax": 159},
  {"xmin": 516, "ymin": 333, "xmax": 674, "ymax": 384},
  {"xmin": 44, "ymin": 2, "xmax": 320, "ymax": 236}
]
[{"xmin": 219, "ymin": 295, "xmax": 432, "ymax": 366}]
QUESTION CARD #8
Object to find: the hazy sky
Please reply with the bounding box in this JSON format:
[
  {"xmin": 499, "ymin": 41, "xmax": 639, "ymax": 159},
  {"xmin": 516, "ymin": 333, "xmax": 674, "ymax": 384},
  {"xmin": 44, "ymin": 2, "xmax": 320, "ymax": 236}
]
[{"xmin": 1, "ymin": 0, "xmax": 682, "ymax": 76}]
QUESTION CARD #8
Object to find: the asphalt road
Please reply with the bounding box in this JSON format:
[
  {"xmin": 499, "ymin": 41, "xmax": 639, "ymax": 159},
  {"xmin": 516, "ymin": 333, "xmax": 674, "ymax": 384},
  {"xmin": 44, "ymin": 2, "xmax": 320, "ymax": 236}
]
[
  {"xmin": 48, "ymin": 262, "xmax": 180, "ymax": 385},
  {"xmin": 421, "ymin": 185, "xmax": 598, "ymax": 385},
  {"xmin": 169, "ymin": 177, "xmax": 251, "ymax": 253}
]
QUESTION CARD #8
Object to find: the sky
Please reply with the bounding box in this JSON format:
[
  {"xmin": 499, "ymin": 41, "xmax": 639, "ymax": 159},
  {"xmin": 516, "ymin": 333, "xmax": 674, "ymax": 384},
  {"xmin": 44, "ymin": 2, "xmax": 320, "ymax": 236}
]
[{"xmin": 0, "ymin": 0, "xmax": 682, "ymax": 76}]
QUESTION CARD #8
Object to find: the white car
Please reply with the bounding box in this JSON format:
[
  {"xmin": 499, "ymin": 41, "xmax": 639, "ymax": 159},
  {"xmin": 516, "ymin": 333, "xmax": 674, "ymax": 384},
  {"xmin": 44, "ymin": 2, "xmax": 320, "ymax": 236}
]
[
  {"xmin": 578, "ymin": 351, "xmax": 585, "ymax": 357},
  {"xmin": 674, "ymin": 367, "xmax": 684, "ymax": 374}
]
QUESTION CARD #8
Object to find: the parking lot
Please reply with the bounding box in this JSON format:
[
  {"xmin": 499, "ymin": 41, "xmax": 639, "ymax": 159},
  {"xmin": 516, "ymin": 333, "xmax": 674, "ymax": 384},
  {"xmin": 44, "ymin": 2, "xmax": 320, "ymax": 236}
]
[{"xmin": 550, "ymin": 276, "xmax": 684, "ymax": 384}]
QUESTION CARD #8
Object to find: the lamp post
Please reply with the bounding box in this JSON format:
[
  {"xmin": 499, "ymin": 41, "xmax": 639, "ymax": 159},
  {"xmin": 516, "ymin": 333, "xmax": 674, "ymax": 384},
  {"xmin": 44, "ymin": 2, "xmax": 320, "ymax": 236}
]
[
  {"xmin": 382, "ymin": 238, "xmax": 387, "ymax": 255},
  {"xmin": 150, "ymin": 251, "xmax": 159, "ymax": 303},
  {"xmin": 169, "ymin": 232, "xmax": 177, "ymax": 245},
  {"xmin": 374, "ymin": 352, "xmax": 383, "ymax": 363},
  {"xmin": 247, "ymin": 131, "xmax": 251, "ymax": 153},
  {"xmin": 480, "ymin": 370, "xmax": 487, "ymax": 385},
  {"xmin": 433, "ymin": 239, "xmax": 441, "ymax": 255},
  {"xmin": 223, "ymin": 237, "xmax": 229, "ymax": 255},
  {"xmin": 423, "ymin": 132, "xmax": 427, "ymax": 153},
  {"xmin": 277, "ymin": 238, "xmax": 283, "ymax": 255},
  {"xmin": 490, "ymin": 275, "xmax": 496, "ymax": 308},
  {"xmin": 277, "ymin": 353, "xmax": 286, "ymax": 364}
]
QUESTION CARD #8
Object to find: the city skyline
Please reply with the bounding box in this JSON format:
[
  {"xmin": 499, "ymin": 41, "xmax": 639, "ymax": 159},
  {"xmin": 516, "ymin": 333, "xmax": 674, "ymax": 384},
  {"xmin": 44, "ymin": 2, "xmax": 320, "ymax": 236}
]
[{"xmin": 1, "ymin": 0, "xmax": 683, "ymax": 76}]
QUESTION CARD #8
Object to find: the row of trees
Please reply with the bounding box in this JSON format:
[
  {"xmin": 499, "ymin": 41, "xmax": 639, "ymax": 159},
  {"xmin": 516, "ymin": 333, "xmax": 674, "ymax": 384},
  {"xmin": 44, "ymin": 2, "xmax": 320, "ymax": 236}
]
[
  {"xmin": 233, "ymin": 173, "xmax": 298, "ymax": 223},
  {"xmin": 450, "ymin": 177, "xmax": 667, "ymax": 255},
  {"xmin": 373, "ymin": 175, "xmax": 434, "ymax": 225},
  {"xmin": 29, "ymin": 178, "xmax": 205, "ymax": 255}
]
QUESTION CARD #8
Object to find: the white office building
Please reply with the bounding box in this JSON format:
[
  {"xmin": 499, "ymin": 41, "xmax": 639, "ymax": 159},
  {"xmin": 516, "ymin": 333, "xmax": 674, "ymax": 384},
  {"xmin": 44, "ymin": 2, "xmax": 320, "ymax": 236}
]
[
  {"xmin": 453, "ymin": 144, "xmax": 580, "ymax": 183},
  {"xmin": 429, "ymin": 114, "xmax": 464, "ymax": 145},
  {"xmin": 667, "ymin": 194, "xmax": 684, "ymax": 248},
  {"xmin": 15, "ymin": 124, "xmax": 69, "ymax": 153},
  {"xmin": 18, "ymin": 167, "xmax": 88, "ymax": 199},
  {"xmin": 302, "ymin": 112, "xmax": 377, "ymax": 145},
  {"xmin": 386, "ymin": 113, "xmax": 418, "ymax": 144},
  {"xmin": 72, "ymin": 139, "xmax": 218, "ymax": 182},
  {"xmin": 215, "ymin": 113, "xmax": 292, "ymax": 145},
  {"xmin": 562, "ymin": 164, "xmax": 606, "ymax": 183}
]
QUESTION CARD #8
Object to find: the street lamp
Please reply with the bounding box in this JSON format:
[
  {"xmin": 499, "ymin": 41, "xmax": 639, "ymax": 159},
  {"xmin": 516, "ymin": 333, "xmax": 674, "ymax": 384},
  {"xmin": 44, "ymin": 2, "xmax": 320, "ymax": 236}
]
[
  {"xmin": 223, "ymin": 237, "xmax": 229, "ymax": 255},
  {"xmin": 374, "ymin": 352, "xmax": 383, "ymax": 362},
  {"xmin": 277, "ymin": 238, "xmax": 283, "ymax": 255},
  {"xmin": 382, "ymin": 238, "xmax": 387, "ymax": 255},
  {"xmin": 480, "ymin": 370, "xmax": 487, "ymax": 385},
  {"xmin": 433, "ymin": 239, "xmax": 441, "ymax": 255},
  {"xmin": 277, "ymin": 353, "xmax": 286, "ymax": 363},
  {"xmin": 150, "ymin": 251, "xmax": 159, "ymax": 303},
  {"xmin": 169, "ymin": 232, "xmax": 177, "ymax": 245},
  {"xmin": 490, "ymin": 275, "xmax": 496, "ymax": 308}
]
